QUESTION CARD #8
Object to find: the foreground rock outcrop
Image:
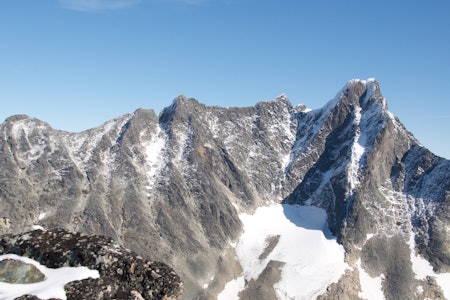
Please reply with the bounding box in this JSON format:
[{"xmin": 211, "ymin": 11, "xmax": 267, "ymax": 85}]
[{"xmin": 0, "ymin": 229, "xmax": 183, "ymax": 299}]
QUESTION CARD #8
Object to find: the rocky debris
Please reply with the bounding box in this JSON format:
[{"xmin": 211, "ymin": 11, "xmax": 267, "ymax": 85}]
[
  {"xmin": 361, "ymin": 235, "xmax": 415, "ymax": 299},
  {"xmin": 238, "ymin": 260, "xmax": 284, "ymax": 300},
  {"xmin": 0, "ymin": 229, "xmax": 183, "ymax": 299},
  {"xmin": 258, "ymin": 235, "xmax": 280, "ymax": 260},
  {"xmin": 416, "ymin": 276, "xmax": 446, "ymax": 299},
  {"xmin": 317, "ymin": 269, "xmax": 361, "ymax": 300}
]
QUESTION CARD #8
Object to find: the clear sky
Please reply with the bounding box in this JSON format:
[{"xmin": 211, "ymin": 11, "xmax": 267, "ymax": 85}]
[{"xmin": 1, "ymin": 0, "xmax": 449, "ymax": 159}]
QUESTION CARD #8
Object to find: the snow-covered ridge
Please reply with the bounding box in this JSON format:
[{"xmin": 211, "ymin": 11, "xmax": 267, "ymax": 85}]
[
  {"xmin": 2, "ymin": 113, "xmax": 134, "ymax": 172},
  {"xmin": 66, "ymin": 114, "xmax": 133, "ymax": 168}
]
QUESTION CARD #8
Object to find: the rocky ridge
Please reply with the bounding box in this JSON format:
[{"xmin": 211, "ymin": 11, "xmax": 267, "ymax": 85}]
[
  {"xmin": 0, "ymin": 78, "xmax": 449, "ymax": 299},
  {"xmin": 0, "ymin": 229, "xmax": 183, "ymax": 299}
]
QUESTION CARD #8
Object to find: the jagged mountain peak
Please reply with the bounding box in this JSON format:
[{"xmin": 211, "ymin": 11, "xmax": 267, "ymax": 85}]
[
  {"xmin": 169, "ymin": 95, "xmax": 203, "ymax": 110},
  {"xmin": 133, "ymin": 107, "xmax": 158, "ymax": 119},
  {"xmin": 323, "ymin": 78, "xmax": 386, "ymax": 115},
  {"xmin": 347, "ymin": 77, "xmax": 377, "ymax": 86},
  {"xmin": 254, "ymin": 94, "xmax": 294, "ymax": 114},
  {"xmin": 4, "ymin": 114, "xmax": 32, "ymax": 123},
  {"xmin": 273, "ymin": 93, "xmax": 292, "ymax": 106},
  {"xmin": 158, "ymin": 95, "xmax": 206, "ymax": 126},
  {"xmin": 3, "ymin": 114, "xmax": 52, "ymax": 131}
]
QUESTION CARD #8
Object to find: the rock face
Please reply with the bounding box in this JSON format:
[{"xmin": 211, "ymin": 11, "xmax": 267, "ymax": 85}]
[
  {"xmin": 0, "ymin": 229, "xmax": 183, "ymax": 300},
  {"xmin": 0, "ymin": 78, "xmax": 449, "ymax": 299}
]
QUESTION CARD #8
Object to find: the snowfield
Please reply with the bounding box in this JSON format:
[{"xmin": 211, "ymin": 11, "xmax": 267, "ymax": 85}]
[
  {"xmin": 219, "ymin": 204, "xmax": 348, "ymax": 300},
  {"xmin": 0, "ymin": 254, "xmax": 99, "ymax": 300}
]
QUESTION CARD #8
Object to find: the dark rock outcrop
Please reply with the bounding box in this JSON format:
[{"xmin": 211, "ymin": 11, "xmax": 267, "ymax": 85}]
[{"xmin": 0, "ymin": 229, "xmax": 183, "ymax": 300}]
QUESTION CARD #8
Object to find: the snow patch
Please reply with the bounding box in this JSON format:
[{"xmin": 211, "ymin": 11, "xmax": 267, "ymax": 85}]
[
  {"xmin": 218, "ymin": 277, "xmax": 245, "ymax": 299},
  {"xmin": 416, "ymin": 285, "xmax": 424, "ymax": 295},
  {"xmin": 202, "ymin": 275, "xmax": 216, "ymax": 289},
  {"xmin": 357, "ymin": 259, "xmax": 385, "ymax": 300},
  {"xmin": 38, "ymin": 213, "xmax": 46, "ymax": 221},
  {"xmin": 174, "ymin": 125, "xmax": 194, "ymax": 163},
  {"xmin": 9, "ymin": 119, "xmax": 48, "ymax": 162},
  {"xmin": 0, "ymin": 254, "xmax": 99, "ymax": 300},
  {"xmin": 143, "ymin": 126, "xmax": 167, "ymax": 191},
  {"xmin": 409, "ymin": 234, "xmax": 434, "ymax": 280},
  {"xmin": 218, "ymin": 204, "xmax": 348, "ymax": 300},
  {"xmin": 366, "ymin": 233, "xmax": 375, "ymax": 241},
  {"xmin": 408, "ymin": 233, "xmax": 450, "ymax": 298}
]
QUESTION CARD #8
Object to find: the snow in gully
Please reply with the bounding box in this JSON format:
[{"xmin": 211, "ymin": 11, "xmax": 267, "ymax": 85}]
[{"xmin": 219, "ymin": 204, "xmax": 348, "ymax": 300}]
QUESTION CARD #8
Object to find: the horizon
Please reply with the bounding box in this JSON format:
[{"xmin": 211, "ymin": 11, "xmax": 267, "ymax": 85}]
[{"xmin": 1, "ymin": 1, "xmax": 449, "ymax": 159}]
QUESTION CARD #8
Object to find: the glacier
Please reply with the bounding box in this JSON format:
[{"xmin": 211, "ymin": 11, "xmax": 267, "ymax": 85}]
[{"xmin": 219, "ymin": 204, "xmax": 348, "ymax": 299}]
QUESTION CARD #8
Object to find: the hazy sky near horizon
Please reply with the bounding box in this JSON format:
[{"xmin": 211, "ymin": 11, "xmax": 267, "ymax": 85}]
[{"xmin": 1, "ymin": 0, "xmax": 449, "ymax": 158}]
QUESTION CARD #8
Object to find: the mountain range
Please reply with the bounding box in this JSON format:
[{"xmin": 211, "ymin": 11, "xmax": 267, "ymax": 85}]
[{"xmin": 1, "ymin": 78, "xmax": 449, "ymax": 299}]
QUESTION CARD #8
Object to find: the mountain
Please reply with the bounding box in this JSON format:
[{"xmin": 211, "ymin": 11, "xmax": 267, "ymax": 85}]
[{"xmin": 0, "ymin": 78, "xmax": 449, "ymax": 299}]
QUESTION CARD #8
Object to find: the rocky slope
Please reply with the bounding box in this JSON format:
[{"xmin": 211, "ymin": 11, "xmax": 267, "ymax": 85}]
[{"xmin": 0, "ymin": 78, "xmax": 449, "ymax": 299}]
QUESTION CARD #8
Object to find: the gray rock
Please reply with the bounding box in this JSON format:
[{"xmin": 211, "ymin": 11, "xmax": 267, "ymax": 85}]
[
  {"xmin": 0, "ymin": 259, "xmax": 45, "ymax": 284},
  {"xmin": 238, "ymin": 260, "xmax": 284, "ymax": 300}
]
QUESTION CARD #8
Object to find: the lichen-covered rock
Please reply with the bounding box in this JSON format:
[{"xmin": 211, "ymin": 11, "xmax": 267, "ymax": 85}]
[
  {"xmin": 0, "ymin": 259, "xmax": 45, "ymax": 284},
  {"xmin": 0, "ymin": 217, "xmax": 10, "ymax": 234},
  {"xmin": 0, "ymin": 229, "xmax": 183, "ymax": 299}
]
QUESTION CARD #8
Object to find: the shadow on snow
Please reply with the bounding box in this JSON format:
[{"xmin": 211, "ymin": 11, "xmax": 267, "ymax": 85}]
[{"xmin": 281, "ymin": 204, "xmax": 335, "ymax": 240}]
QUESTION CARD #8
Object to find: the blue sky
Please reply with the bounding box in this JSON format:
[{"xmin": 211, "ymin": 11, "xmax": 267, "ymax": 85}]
[{"xmin": 1, "ymin": 0, "xmax": 449, "ymax": 158}]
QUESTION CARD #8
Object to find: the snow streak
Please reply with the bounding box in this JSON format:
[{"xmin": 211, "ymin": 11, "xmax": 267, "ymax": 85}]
[{"xmin": 142, "ymin": 126, "xmax": 167, "ymax": 193}]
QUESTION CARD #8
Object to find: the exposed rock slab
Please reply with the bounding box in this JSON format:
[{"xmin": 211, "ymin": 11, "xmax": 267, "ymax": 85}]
[
  {"xmin": 0, "ymin": 259, "xmax": 45, "ymax": 284},
  {"xmin": 238, "ymin": 260, "xmax": 284, "ymax": 300}
]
